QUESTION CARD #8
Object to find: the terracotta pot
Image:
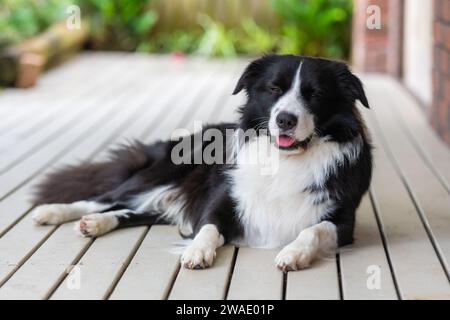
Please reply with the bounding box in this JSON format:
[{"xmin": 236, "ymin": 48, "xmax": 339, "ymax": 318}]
[{"xmin": 15, "ymin": 53, "xmax": 46, "ymax": 88}]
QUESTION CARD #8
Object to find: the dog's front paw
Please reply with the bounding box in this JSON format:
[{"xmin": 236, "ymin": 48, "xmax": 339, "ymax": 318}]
[
  {"xmin": 275, "ymin": 246, "xmax": 315, "ymax": 272},
  {"xmin": 181, "ymin": 245, "xmax": 216, "ymax": 269},
  {"xmin": 32, "ymin": 204, "xmax": 65, "ymax": 225}
]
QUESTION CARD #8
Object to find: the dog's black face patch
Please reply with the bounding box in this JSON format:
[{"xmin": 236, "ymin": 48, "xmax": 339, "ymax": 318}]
[
  {"xmin": 299, "ymin": 58, "xmax": 369, "ymax": 123},
  {"xmin": 233, "ymin": 55, "xmax": 299, "ymax": 132},
  {"xmin": 234, "ymin": 55, "xmax": 369, "ymax": 144}
]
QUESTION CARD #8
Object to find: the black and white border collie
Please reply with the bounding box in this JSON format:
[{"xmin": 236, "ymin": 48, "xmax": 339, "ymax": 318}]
[{"xmin": 31, "ymin": 54, "xmax": 372, "ymax": 271}]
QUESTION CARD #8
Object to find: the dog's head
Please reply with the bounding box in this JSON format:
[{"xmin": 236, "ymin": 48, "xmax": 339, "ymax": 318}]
[{"xmin": 233, "ymin": 54, "xmax": 369, "ymax": 153}]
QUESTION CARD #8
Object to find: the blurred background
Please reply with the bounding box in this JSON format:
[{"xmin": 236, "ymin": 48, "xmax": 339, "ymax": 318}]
[
  {"xmin": 0, "ymin": 0, "xmax": 448, "ymax": 144},
  {"xmin": 0, "ymin": 0, "xmax": 353, "ymax": 59}
]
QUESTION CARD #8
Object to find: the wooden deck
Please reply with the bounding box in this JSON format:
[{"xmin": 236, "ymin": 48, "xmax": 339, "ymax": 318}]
[{"xmin": 0, "ymin": 53, "xmax": 449, "ymax": 300}]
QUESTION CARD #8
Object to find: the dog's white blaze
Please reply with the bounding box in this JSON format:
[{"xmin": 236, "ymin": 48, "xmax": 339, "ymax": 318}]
[
  {"xmin": 229, "ymin": 135, "xmax": 362, "ymax": 249},
  {"xmin": 268, "ymin": 63, "xmax": 315, "ymax": 142}
]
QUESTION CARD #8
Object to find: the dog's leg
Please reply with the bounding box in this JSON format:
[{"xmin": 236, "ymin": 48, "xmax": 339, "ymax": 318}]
[
  {"xmin": 32, "ymin": 201, "xmax": 111, "ymax": 225},
  {"xmin": 181, "ymin": 224, "xmax": 225, "ymax": 269},
  {"xmin": 275, "ymin": 221, "xmax": 337, "ymax": 271},
  {"xmin": 74, "ymin": 210, "xmax": 160, "ymax": 237}
]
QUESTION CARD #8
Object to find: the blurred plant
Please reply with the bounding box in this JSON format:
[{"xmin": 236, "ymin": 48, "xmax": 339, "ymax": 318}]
[
  {"xmin": 170, "ymin": 0, "xmax": 352, "ymax": 59},
  {"xmin": 239, "ymin": 19, "xmax": 278, "ymax": 54},
  {"xmin": 144, "ymin": 30, "xmax": 201, "ymax": 54},
  {"xmin": 78, "ymin": 0, "xmax": 158, "ymax": 51},
  {"xmin": 0, "ymin": 0, "xmax": 72, "ymax": 50},
  {"xmin": 196, "ymin": 15, "xmax": 238, "ymax": 58},
  {"xmin": 1, "ymin": 0, "xmax": 353, "ymax": 60},
  {"xmin": 271, "ymin": 0, "xmax": 353, "ymax": 58}
]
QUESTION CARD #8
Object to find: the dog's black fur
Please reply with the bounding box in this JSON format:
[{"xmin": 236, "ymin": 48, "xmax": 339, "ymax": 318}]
[{"xmin": 33, "ymin": 54, "xmax": 372, "ymax": 248}]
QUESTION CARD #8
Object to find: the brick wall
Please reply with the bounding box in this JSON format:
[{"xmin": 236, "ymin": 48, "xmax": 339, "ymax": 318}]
[
  {"xmin": 352, "ymin": 0, "xmax": 403, "ymax": 76},
  {"xmin": 353, "ymin": 0, "xmax": 450, "ymax": 145},
  {"xmin": 432, "ymin": 0, "xmax": 450, "ymax": 144}
]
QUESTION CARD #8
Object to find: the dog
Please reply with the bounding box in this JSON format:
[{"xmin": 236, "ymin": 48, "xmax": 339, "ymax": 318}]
[{"xmin": 31, "ymin": 54, "xmax": 372, "ymax": 271}]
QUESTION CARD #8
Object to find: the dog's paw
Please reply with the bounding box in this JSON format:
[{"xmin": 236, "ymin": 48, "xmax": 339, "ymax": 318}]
[
  {"xmin": 275, "ymin": 246, "xmax": 315, "ymax": 272},
  {"xmin": 32, "ymin": 204, "xmax": 66, "ymax": 225},
  {"xmin": 181, "ymin": 245, "xmax": 216, "ymax": 269},
  {"xmin": 74, "ymin": 214, "xmax": 117, "ymax": 237}
]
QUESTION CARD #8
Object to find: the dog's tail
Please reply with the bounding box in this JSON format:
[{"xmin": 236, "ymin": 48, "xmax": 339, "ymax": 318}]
[{"xmin": 32, "ymin": 141, "xmax": 150, "ymax": 205}]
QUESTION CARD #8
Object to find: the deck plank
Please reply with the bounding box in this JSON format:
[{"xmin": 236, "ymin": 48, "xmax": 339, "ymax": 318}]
[
  {"xmin": 367, "ymin": 79, "xmax": 450, "ymax": 277},
  {"xmin": 286, "ymin": 255, "xmax": 340, "ymax": 300},
  {"xmin": 369, "ymin": 77, "xmax": 450, "ymax": 191},
  {"xmin": 339, "ymin": 195, "xmax": 398, "ymax": 300},
  {"xmin": 109, "ymin": 226, "xmax": 182, "ymax": 300},
  {"xmin": 0, "ymin": 223, "xmax": 91, "ymax": 300},
  {"xmin": 169, "ymin": 246, "xmax": 236, "ymax": 300},
  {"xmin": 226, "ymin": 248, "xmax": 283, "ymax": 300},
  {"xmin": 51, "ymin": 227, "xmax": 148, "ymax": 300},
  {"xmin": 361, "ymin": 103, "xmax": 450, "ymax": 299}
]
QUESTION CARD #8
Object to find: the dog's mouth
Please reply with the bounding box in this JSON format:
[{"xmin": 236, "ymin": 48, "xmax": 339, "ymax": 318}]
[{"xmin": 275, "ymin": 134, "xmax": 312, "ymax": 151}]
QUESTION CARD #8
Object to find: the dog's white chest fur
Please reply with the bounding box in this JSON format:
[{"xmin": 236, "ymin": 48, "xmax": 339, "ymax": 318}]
[{"xmin": 228, "ymin": 135, "xmax": 360, "ymax": 248}]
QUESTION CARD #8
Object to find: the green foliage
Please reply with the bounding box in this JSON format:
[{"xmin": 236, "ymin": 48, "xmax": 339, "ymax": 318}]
[
  {"xmin": 78, "ymin": 0, "xmax": 158, "ymax": 51},
  {"xmin": 151, "ymin": 0, "xmax": 353, "ymax": 59},
  {"xmin": 164, "ymin": 17, "xmax": 277, "ymax": 58},
  {"xmin": 239, "ymin": 19, "xmax": 278, "ymax": 54},
  {"xmin": 196, "ymin": 15, "xmax": 238, "ymax": 58},
  {"xmin": 0, "ymin": 0, "xmax": 72, "ymax": 50},
  {"xmin": 271, "ymin": 0, "xmax": 353, "ymax": 58},
  {"xmin": 0, "ymin": 0, "xmax": 353, "ymax": 59},
  {"xmin": 140, "ymin": 30, "xmax": 200, "ymax": 53}
]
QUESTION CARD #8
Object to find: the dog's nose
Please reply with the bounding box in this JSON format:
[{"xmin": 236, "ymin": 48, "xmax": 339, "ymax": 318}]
[{"xmin": 276, "ymin": 112, "xmax": 298, "ymax": 130}]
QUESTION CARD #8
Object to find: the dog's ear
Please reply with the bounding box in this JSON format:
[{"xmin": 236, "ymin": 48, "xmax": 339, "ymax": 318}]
[
  {"xmin": 232, "ymin": 73, "xmax": 247, "ymax": 95},
  {"xmin": 233, "ymin": 55, "xmax": 276, "ymax": 95},
  {"xmin": 336, "ymin": 63, "xmax": 370, "ymax": 109},
  {"xmin": 348, "ymin": 73, "xmax": 370, "ymax": 109}
]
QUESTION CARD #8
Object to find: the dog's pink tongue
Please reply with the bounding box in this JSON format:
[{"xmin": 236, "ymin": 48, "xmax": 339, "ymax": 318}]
[{"xmin": 277, "ymin": 135, "xmax": 296, "ymax": 148}]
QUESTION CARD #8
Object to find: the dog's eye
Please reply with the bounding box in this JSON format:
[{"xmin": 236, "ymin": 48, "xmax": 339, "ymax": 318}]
[
  {"xmin": 268, "ymin": 86, "xmax": 282, "ymax": 95},
  {"xmin": 301, "ymin": 85, "xmax": 320, "ymax": 99}
]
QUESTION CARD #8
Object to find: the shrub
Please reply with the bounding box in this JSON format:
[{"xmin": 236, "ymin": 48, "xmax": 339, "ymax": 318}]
[
  {"xmin": 271, "ymin": 0, "xmax": 353, "ymax": 58},
  {"xmin": 78, "ymin": 0, "xmax": 158, "ymax": 51},
  {"xmin": 0, "ymin": 0, "xmax": 72, "ymax": 50},
  {"xmin": 0, "ymin": 0, "xmax": 353, "ymax": 59}
]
